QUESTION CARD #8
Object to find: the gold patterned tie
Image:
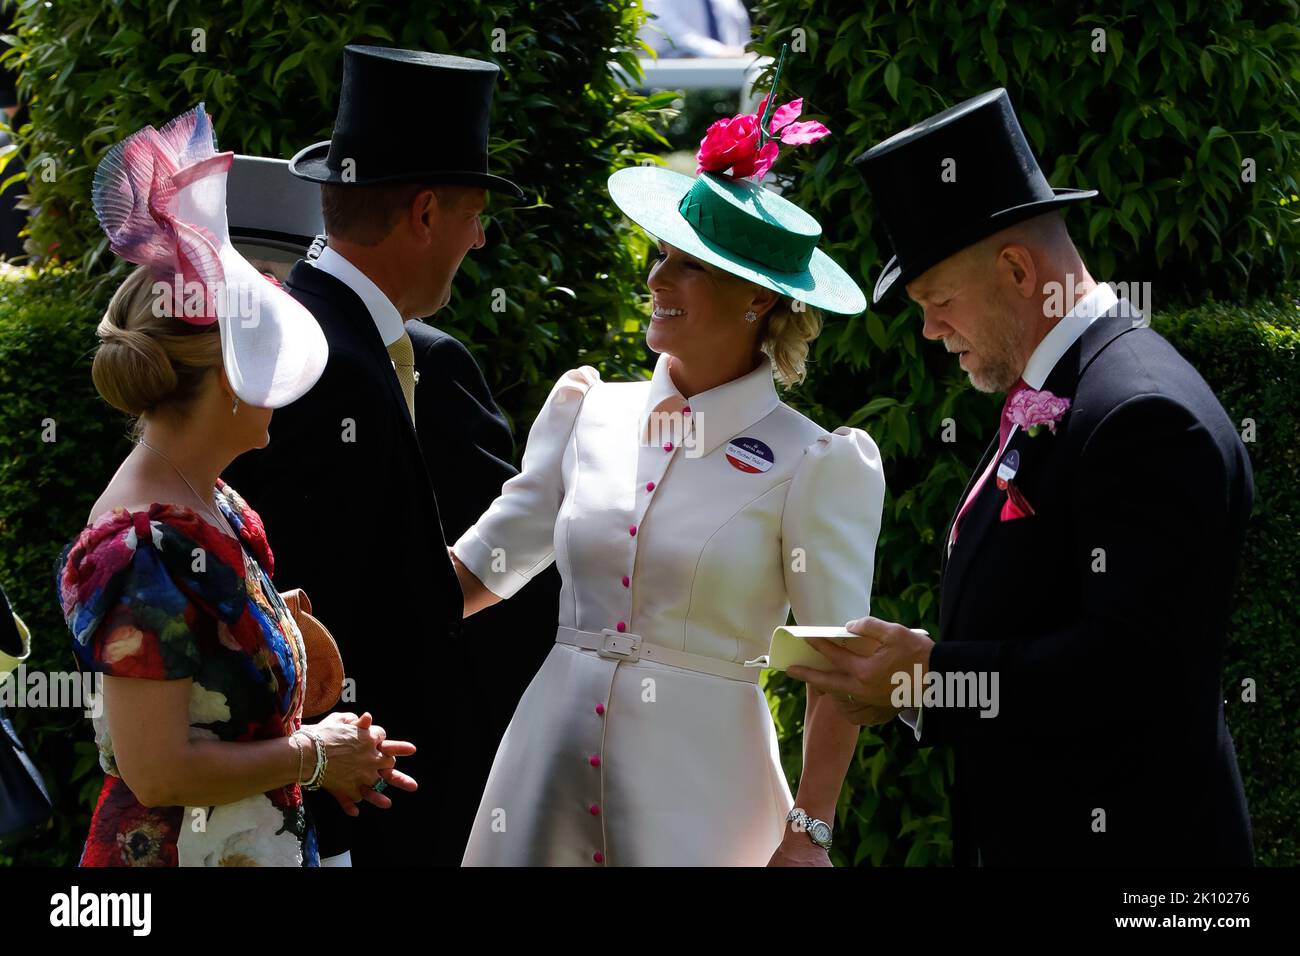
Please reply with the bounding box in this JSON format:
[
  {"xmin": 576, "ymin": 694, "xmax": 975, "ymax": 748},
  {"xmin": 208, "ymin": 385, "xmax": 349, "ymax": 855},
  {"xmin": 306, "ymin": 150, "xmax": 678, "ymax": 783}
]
[{"xmin": 386, "ymin": 331, "xmax": 417, "ymax": 426}]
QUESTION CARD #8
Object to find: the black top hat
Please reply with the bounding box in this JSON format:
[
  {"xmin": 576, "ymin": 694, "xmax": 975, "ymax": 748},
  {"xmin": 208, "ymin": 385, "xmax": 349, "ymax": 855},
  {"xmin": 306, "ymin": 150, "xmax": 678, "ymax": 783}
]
[
  {"xmin": 852, "ymin": 88, "xmax": 1096, "ymax": 303},
  {"xmin": 288, "ymin": 45, "xmax": 523, "ymax": 199}
]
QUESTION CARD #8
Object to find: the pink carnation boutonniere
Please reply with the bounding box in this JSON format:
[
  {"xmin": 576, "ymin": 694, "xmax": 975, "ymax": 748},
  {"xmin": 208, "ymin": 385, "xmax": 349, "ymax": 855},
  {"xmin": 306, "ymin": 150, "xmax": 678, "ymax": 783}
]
[
  {"xmin": 1006, "ymin": 387, "xmax": 1072, "ymax": 437},
  {"xmin": 695, "ymin": 95, "xmax": 830, "ymax": 181}
]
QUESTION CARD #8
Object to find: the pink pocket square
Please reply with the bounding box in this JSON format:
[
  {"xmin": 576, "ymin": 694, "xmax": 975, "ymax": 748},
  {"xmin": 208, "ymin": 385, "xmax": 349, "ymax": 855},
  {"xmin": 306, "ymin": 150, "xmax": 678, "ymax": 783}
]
[
  {"xmin": 1000, "ymin": 496, "xmax": 1029, "ymax": 521},
  {"xmin": 1000, "ymin": 482, "xmax": 1036, "ymax": 521}
]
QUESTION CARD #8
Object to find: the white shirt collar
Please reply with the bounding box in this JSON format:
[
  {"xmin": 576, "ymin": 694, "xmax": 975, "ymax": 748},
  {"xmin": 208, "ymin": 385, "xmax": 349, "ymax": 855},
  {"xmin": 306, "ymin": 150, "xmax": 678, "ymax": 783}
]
[
  {"xmin": 640, "ymin": 352, "xmax": 780, "ymax": 457},
  {"xmin": 309, "ymin": 245, "xmax": 407, "ymax": 347},
  {"xmin": 1021, "ymin": 281, "xmax": 1119, "ymax": 389}
]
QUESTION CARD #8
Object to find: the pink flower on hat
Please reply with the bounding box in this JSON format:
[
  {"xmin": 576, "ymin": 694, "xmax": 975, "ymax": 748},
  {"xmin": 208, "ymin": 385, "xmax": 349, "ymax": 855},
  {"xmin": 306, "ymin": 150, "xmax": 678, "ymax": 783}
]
[
  {"xmin": 1006, "ymin": 387, "xmax": 1072, "ymax": 436},
  {"xmin": 756, "ymin": 96, "xmax": 833, "ymax": 145},
  {"xmin": 696, "ymin": 96, "xmax": 830, "ymax": 181}
]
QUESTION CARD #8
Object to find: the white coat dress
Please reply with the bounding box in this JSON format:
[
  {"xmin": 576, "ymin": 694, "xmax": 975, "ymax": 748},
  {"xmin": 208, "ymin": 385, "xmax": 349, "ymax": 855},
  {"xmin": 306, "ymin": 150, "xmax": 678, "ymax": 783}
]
[{"xmin": 453, "ymin": 352, "xmax": 885, "ymax": 865}]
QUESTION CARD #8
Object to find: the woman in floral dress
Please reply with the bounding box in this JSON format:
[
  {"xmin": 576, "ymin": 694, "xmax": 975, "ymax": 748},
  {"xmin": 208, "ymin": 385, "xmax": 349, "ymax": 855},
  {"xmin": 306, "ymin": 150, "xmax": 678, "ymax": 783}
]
[{"xmin": 54, "ymin": 104, "xmax": 415, "ymax": 866}]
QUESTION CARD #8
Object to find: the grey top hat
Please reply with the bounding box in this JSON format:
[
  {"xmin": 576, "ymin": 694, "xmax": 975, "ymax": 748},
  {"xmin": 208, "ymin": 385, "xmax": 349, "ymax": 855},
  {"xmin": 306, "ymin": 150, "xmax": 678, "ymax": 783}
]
[{"xmin": 227, "ymin": 154, "xmax": 324, "ymax": 247}]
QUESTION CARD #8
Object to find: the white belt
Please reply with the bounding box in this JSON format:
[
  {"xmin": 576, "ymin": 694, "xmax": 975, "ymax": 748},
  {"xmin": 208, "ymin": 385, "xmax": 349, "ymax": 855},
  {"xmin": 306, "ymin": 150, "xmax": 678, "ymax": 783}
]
[{"xmin": 555, "ymin": 627, "xmax": 760, "ymax": 684}]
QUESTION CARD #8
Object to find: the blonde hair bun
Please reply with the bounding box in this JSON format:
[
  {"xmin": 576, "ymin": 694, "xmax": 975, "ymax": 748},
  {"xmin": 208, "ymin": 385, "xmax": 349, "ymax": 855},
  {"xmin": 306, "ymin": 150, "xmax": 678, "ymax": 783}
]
[{"xmin": 90, "ymin": 265, "xmax": 222, "ymax": 421}]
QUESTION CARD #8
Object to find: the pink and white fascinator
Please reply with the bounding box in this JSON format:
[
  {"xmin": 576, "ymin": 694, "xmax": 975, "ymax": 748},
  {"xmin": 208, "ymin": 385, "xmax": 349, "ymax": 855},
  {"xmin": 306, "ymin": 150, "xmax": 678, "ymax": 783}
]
[{"xmin": 92, "ymin": 103, "xmax": 327, "ymax": 408}]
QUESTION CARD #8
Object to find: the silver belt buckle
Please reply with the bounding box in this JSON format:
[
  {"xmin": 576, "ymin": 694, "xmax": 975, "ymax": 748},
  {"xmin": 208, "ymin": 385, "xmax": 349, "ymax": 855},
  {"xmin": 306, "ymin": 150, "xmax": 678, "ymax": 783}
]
[{"xmin": 598, "ymin": 628, "xmax": 642, "ymax": 663}]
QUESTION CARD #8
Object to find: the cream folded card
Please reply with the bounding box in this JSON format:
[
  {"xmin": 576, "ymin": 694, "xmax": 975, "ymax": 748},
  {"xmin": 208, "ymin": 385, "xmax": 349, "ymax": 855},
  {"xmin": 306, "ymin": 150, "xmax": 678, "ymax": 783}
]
[{"xmin": 745, "ymin": 625, "xmax": 880, "ymax": 672}]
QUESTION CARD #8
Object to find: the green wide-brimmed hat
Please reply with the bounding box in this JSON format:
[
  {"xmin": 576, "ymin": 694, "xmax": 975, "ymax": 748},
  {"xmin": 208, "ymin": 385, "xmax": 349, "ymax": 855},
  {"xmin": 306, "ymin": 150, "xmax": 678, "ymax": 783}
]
[{"xmin": 608, "ymin": 166, "xmax": 867, "ymax": 316}]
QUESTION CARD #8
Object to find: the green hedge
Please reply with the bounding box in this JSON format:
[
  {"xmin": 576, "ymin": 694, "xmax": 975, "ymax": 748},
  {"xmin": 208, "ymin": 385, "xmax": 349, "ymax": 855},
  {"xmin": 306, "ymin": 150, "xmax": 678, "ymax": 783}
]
[
  {"xmin": 4, "ymin": 0, "xmax": 673, "ymax": 433},
  {"xmin": 1151, "ymin": 295, "xmax": 1300, "ymax": 867},
  {"xmin": 0, "ymin": 268, "xmax": 133, "ymax": 866},
  {"xmin": 751, "ymin": 0, "xmax": 1300, "ymax": 302}
]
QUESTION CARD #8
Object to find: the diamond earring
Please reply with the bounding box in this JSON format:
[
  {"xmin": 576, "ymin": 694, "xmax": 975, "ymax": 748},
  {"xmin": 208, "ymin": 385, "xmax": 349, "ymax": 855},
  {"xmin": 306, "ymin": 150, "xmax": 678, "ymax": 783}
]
[
  {"xmin": 744, "ymin": 310, "xmax": 758, "ymax": 323},
  {"xmin": 231, "ymin": 397, "xmax": 240, "ymax": 416}
]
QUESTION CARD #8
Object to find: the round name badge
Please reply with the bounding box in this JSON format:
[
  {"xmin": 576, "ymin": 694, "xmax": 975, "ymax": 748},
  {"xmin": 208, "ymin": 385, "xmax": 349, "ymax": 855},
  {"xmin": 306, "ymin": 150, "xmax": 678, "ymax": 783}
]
[{"xmin": 725, "ymin": 437, "xmax": 775, "ymax": 473}]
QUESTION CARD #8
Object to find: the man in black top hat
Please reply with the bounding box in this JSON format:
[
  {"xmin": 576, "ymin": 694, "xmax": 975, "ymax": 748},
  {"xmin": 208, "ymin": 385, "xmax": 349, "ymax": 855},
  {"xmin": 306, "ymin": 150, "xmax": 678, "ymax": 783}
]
[
  {"xmin": 224, "ymin": 45, "xmax": 559, "ymax": 866},
  {"xmin": 787, "ymin": 89, "xmax": 1254, "ymax": 866}
]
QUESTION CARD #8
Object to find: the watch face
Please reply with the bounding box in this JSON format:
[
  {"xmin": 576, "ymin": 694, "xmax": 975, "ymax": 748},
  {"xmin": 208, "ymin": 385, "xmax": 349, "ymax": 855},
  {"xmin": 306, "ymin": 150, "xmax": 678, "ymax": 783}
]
[{"xmin": 810, "ymin": 821, "xmax": 832, "ymax": 845}]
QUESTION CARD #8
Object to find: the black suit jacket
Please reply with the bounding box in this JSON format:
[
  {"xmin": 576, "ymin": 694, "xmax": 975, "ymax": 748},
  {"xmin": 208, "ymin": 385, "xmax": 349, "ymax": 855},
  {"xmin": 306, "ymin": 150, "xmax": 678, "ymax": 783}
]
[
  {"xmin": 923, "ymin": 298, "xmax": 1254, "ymax": 866},
  {"xmin": 224, "ymin": 260, "xmax": 556, "ymax": 865}
]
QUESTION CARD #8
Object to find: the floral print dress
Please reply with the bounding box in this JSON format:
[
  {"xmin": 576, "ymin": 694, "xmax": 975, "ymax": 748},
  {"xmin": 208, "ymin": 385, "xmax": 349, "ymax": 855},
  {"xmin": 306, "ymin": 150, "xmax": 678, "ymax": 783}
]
[{"xmin": 55, "ymin": 479, "xmax": 318, "ymax": 867}]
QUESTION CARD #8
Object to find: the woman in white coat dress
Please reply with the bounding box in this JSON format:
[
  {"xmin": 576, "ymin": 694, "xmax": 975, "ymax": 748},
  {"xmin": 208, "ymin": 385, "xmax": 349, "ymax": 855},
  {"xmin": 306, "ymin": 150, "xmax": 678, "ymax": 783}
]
[{"xmin": 451, "ymin": 154, "xmax": 883, "ymax": 865}]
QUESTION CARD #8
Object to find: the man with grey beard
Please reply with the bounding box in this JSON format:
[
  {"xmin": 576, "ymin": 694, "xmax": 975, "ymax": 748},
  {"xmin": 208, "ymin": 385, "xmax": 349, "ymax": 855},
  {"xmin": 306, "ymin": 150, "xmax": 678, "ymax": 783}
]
[{"xmin": 788, "ymin": 89, "xmax": 1254, "ymax": 867}]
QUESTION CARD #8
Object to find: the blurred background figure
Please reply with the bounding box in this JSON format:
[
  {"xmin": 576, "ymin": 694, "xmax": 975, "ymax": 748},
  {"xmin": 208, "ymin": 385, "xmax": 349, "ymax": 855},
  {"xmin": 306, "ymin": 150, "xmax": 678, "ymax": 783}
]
[{"xmin": 641, "ymin": 0, "xmax": 751, "ymax": 58}]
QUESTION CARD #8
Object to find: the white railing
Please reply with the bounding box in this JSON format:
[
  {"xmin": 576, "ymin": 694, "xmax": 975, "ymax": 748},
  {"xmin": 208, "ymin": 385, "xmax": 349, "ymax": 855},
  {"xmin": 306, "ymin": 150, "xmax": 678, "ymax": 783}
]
[{"xmin": 624, "ymin": 54, "xmax": 774, "ymax": 112}]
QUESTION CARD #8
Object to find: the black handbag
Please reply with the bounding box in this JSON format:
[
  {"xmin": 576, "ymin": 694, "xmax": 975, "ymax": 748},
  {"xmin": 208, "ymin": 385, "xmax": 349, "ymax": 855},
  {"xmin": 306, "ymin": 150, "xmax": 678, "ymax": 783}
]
[{"xmin": 0, "ymin": 585, "xmax": 53, "ymax": 848}]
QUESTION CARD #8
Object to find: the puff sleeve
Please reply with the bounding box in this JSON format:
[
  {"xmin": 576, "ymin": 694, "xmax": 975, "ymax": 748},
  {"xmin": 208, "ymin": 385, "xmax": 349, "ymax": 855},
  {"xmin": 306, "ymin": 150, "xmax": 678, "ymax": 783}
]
[
  {"xmin": 780, "ymin": 426, "xmax": 886, "ymax": 627},
  {"xmin": 58, "ymin": 511, "xmax": 234, "ymax": 681},
  {"xmin": 453, "ymin": 366, "xmax": 601, "ymax": 600}
]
